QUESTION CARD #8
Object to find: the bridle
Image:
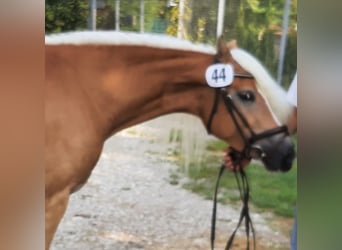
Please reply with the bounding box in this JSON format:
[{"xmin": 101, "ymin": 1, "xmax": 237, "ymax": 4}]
[
  {"xmin": 205, "ymin": 66, "xmax": 289, "ymax": 160},
  {"xmin": 207, "ymin": 86, "xmax": 289, "ymax": 160},
  {"xmin": 206, "ymin": 56, "xmax": 289, "ymax": 250}
]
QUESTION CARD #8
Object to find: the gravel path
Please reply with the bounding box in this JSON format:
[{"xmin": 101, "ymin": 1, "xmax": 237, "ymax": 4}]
[{"xmin": 51, "ymin": 115, "xmax": 290, "ymax": 250}]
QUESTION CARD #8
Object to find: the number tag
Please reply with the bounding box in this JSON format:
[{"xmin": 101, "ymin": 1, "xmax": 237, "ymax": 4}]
[{"xmin": 205, "ymin": 63, "xmax": 234, "ymax": 88}]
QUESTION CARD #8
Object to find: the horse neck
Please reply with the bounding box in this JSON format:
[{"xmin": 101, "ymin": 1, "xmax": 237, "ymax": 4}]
[{"xmin": 79, "ymin": 45, "xmax": 214, "ymax": 138}]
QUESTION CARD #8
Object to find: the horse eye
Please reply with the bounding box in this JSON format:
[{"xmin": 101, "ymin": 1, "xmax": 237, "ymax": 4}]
[{"xmin": 237, "ymin": 91, "xmax": 255, "ymax": 102}]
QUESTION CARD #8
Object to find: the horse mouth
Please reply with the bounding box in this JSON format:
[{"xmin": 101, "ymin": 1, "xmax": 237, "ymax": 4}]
[{"xmin": 250, "ymin": 136, "xmax": 296, "ymax": 172}]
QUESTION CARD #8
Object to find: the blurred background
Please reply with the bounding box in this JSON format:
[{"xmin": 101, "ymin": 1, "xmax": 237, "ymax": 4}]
[{"xmin": 45, "ymin": 0, "xmax": 297, "ymax": 87}]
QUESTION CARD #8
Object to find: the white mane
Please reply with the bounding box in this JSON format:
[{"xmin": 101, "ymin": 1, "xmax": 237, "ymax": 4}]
[
  {"xmin": 231, "ymin": 48, "xmax": 292, "ymax": 124},
  {"xmin": 45, "ymin": 31, "xmax": 216, "ymax": 54},
  {"xmin": 45, "ymin": 31, "xmax": 291, "ymax": 123}
]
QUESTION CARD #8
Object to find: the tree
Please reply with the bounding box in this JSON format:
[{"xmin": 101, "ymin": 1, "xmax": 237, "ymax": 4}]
[
  {"xmin": 45, "ymin": 0, "xmax": 297, "ymax": 84},
  {"xmin": 45, "ymin": 0, "xmax": 89, "ymax": 34},
  {"xmin": 222, "ymin": 0, "xmax": 297, "ymax": 85},
  {"xmin": 187, "ymin": 0, "xmax": 219, "ymax": 44}
]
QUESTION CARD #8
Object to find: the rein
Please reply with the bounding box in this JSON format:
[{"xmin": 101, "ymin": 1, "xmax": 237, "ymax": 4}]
[
  {"xmin": 208, "ymin": 87, "xmax": 258, "ymax": 250},
  {"xmin": 206, "ymin": 58, "xmax": 289, "ymax": 250},
  {"xmin": 211, "ymin": 162, "xmax": 255, "ymax": 250}
]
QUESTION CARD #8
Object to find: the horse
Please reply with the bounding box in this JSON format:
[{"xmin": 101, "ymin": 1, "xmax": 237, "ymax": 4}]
[{"xmin": 45, "ymin": 31, "xmax": 295, "ymax": 249}]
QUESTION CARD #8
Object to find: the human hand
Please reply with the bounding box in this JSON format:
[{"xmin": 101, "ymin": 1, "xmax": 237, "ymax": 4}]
[{"xmin": 223, "ymin": 147, "xmax": 250, "ymax": 172}]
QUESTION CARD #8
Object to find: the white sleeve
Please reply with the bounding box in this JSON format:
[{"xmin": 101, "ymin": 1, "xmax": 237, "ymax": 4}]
[{"xmin": 287, "ymin": 72, "xmax": 297, "ymax": 107}]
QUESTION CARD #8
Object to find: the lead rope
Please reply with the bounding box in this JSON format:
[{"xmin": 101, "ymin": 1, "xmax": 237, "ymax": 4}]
[
  {"xmin": 211, "ymin": 159, "xmax": 256, "ymax": 250},
  {"xmin": 210, "ymin": 164, "xmax": 225, "ymax": 250}
]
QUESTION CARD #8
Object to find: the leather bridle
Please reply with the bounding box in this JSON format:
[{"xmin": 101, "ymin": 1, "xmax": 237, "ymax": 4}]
[
  {"xmin": 206, "ymin": 57, "xmax": 289, "ymax": 250},
  {"xmin": 205, "ymin": 66, "xmax": 289, "ymax": 161}
]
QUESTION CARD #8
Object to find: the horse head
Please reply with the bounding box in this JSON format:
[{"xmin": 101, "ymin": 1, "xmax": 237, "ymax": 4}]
[{"xmin": 205, "ymin": 36, "xmax": 295, "ymax": 172}]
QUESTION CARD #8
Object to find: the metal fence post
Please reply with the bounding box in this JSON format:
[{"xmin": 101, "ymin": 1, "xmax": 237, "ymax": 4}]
[
  {"xmin": 277, "ymin": 0, "xmax": 292, "ymax": 85},
  {"xmin": 89, "ymin": 0, "xmax": 96, "ymax": 30},
  {"xmin": 115, "ymin": 0, "xmax": 120, "ymax": 31},
  {"xmin": 177, "ymin": 0, "xmax": 185, "ymax": 38},
  {"xmin": 140, "ymin": 0, "xmax": 144, "ymax": 33},
  {"xmin": 217, "ymin": 0, "xmax": 226, "ymax": 37}
]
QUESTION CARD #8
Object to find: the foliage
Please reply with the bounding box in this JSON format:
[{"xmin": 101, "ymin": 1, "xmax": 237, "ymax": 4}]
[
  {"xmin": 163, "ymin": 0, "xmax": 297, "ymax": 85},
  {"xmin": 45, "ymin": 0, "xmax": 297, "ymax": 84},
  {"xmin": 165, "ymin": 0, "xmax": 179, "ymax": 36},
  {"xmin": 282, "ymin": 30, "xmax": 297, "ymax": 88},
  {"xmin": 186, "ymin": 0, "xmax": 219, "ymax": 44},
  {"xmin": 45, "ymin": 0, "xmax": 89, "ymax": 34},
  {"xmin": 222, "ymin": 0, "xmax": 297, "ymax": 84},
  {"xmin": 144, "ymin": 0, "xmax": 168, "ymax": 32}
]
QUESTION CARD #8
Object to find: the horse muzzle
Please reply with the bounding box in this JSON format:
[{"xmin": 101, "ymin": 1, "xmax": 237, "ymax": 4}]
[{"xmin": 247, "ymin": 134, "xmax": 296, "ymax": 172}]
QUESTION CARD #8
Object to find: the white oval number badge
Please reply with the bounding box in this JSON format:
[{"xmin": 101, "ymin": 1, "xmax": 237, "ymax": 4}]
[{"xmin": 205, "ymin": 63, "xmax": 234, "ymax": 88}]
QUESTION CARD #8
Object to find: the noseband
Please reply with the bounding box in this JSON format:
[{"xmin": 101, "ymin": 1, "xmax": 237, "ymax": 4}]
[{"xmin": 206, "ymin": 57, "xmax": 289, "ymax": 250}]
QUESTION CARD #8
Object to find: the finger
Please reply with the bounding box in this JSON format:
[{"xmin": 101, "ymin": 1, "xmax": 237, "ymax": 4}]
[
  {"xmin": 225, "ymin": 162, "xmax": 240, "ymax": 172},
  {"xmin": 223, "ymin": 157, "xmax": 231, "ymax": 163},
  {"xmin": 223, "ymin": 159, "xmax": 232, "ymax": 167}
]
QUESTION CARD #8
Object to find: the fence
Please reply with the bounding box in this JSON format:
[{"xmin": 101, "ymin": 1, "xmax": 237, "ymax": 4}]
[
  {"xmin": 86, "ymin": 0, "xmax": 297, "ymax": 86},
  {"xmin": 46, "ymin": 0, "xmax": 297, "ymax": 86}
]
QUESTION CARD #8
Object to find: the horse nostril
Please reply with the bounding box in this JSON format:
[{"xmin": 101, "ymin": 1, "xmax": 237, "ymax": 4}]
[
  {"xmin": 253, "ymin": 137, "xmax": 296, "ymax": 172},
  {"xmin": 248, "ymin": 145, "xmax": 266, "ymax": 160},
  {"xmin": 281, "ymin": 144, "xmax": 296, "ymax": 172}
]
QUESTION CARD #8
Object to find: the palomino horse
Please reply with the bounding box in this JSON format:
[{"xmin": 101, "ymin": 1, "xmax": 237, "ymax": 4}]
[{"xmin": 45, "ymin": 31, "xmax": 295, "ymax": 249}]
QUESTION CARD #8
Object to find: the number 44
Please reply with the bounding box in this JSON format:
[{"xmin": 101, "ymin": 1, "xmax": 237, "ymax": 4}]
[{"xmin": 212, "ymin": 68, "xmax": 226, "ymax": 82}]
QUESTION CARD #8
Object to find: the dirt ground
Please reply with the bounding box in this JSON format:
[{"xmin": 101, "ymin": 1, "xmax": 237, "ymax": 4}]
[{"xmin": 51, "ymin": 115, "xmax": 293, "ymax": 250}]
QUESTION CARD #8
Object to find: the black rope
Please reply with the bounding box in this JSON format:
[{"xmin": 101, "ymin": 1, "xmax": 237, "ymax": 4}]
[
  {"xmin": 221, "ymin": 92, "xmax": 256, "ymax": 144},
  {"xmin": 211, "ymin": 164, "xmax": 226, "ymax": 250},
  {"xmin": 207, "ymin": 89, "xmax": 221, "ymax": 134},
  {"xmin": 248, "ymin": 125, "xmax": 289, "ymax": 144},
  {"xmin": 224, "ymin": 168, "xmax": 256, "ymax": 250},
  {"xmin": 211, "ymin": 161, "xmax": 256, "ymax": 250}
]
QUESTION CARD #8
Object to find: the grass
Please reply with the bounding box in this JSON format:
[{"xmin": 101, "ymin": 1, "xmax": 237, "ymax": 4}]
[
  {"xmin": 245, "ymin": 162, "xmax": 297, "ymax": 216},
  {"xmin": 176, "ymin": 136, "xmax": 297, "ymax": 217}
]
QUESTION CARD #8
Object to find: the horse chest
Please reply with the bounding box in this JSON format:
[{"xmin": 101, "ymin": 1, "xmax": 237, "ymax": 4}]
[{"xmin": 46, "ymin": 121, "xmax": 104, "ymax": 196}]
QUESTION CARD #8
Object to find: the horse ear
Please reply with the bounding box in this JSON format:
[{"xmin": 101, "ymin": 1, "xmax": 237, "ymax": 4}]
[{"xmin": 216, "ymin": 35, "xmax": 231, "ymax": 62}]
